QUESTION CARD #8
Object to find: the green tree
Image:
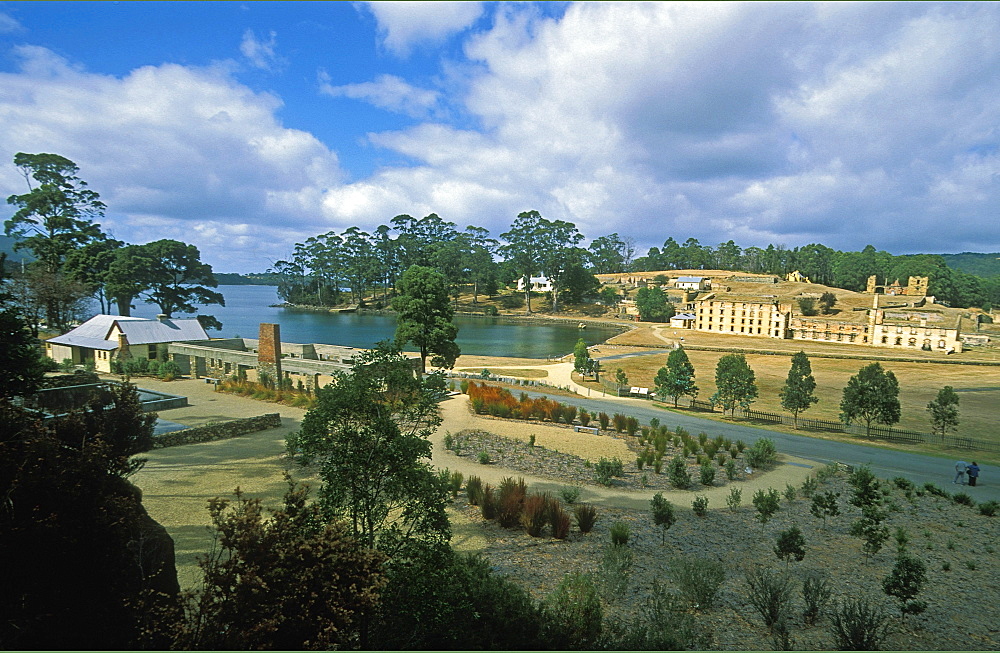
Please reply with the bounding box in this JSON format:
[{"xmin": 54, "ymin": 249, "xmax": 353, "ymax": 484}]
[
  {"xmin": 712, "ymin": 353, "xmax": 758, "ymax": 416},
  {"xmin": 573, "ymin": 338, "xmax": 591, "ymax": 375},
  {"xmin": 752, "ymin": 488, "xmax": 781, "ymax": 526},
  {"xmin": 615, "ymin": 367, "xmax": 629, "ymax": 393},
  {"xmin": 537, "ymin": 219, "xmax": 584, "ymax": 312},
  {"xmin": 810, "ymin": 491, "xmax": 840, "ymax": 528},
  {"xmin": 650, "ymin": 492, "xmax": 676, "ymax": 544},
  {"xmin": 128, "ymin": 239, "xmax": 225, "ymax": 320},
  {"xmin": 63, "ymin": 237, "xmax": 123, "ymax": 314},
  {"xmin": 927, "ymin": 385, "xmax": 960, "ymax": 438},
  {"xmin": 774, "ymin": 525, "xmax": 806, "ymax": 567},
  {"xmin": 393, "ymin": 265, "xmax": 460, "ymax": 374},
  {"xmin": 557, "ymin": 259, "xmax": 601, "ymax": 305},
  {"xmin": 840, "ymin": 363, "xmax": 901, "ymax": 436},
  {"xmin": 850, "ymin": 505, "xmax": 890, "ymax": 562},
  {"xmin": 655, "ymin": 347, "xmax": 698, "ymax": 407},
  {"xmin": 288, "ymin": 343, "xmax": 450, "ymax": 554},
  {"xmin": 462, "ymin": 225, "xmax": 499, "ymax": 304},
  {"xmin": 635, "ymin": 285, "xmax": 675, "ymax": 322},
  {"xmin": 797, "ymin": 297, "xmax": 819, "ymax": 316},
  {"xmin": 587, "ymin": 232, "xmax": 634, "ymax": 274},
  {"xmin": 882, "ymin": 552, "xmax": 927, "ymax": 616},
  {"xmin": 819, "ymin": 291, "xmax": 837, "ymax": 314},
  {"xmin": 4, "ymin": 153, "xmax": 105, "ymax": 274},
  {"xmin": 779, "ymin": 351, "xmax": 818, "ymax": 428},
  {"xmin": 500, "ymin": 211, "xmax": 546, "ymax": 314},
  {"xmin": 164, "ymin": 481, "xmax": 386, "ymax": 650}
]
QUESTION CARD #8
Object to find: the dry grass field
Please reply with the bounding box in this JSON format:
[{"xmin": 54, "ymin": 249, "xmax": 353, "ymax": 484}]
[{"xmin": 588, "ymin": 328, "xmax": 1000, "ymax": 460}]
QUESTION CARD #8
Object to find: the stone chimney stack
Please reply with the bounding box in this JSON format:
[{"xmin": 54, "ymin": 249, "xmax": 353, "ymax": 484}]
[
  {"xmin": 116, "ymin": 333, "xmax": 131, "ymax": 360},
  {"xmin": 257, "ymin": 323, "xmax": 282, "ymax": 388},
  {"xmin": 157, "ymin": 314, "xmax": 169, "ymax": 322}
]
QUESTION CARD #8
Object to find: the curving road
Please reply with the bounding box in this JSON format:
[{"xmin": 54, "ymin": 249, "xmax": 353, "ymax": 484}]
[{"xmin": 468, "ymin": 359, "xmax": 999, "ymax": 501}]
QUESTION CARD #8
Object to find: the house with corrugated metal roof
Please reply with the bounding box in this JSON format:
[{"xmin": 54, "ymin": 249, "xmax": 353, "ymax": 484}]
[
  {"xmin": 674, "ymin": 276, "xmax": 710, "ymax": 290},
  {"xmin": 45, "ymin": 314, "xmax": 210, "ymax": 373}
]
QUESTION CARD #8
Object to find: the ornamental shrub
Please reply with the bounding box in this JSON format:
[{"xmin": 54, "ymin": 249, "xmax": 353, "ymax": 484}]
[{"xmin": 574, "ymin": 504, "xmax": 598, "ymax": 533}]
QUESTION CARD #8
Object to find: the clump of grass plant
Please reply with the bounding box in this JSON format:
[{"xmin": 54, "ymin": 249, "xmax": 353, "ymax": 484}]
[{"xmin": 574, "ymin": 504, "xmax": 598, "ymax": 533}]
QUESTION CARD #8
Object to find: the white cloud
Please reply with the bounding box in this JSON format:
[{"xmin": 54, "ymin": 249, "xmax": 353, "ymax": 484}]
[
  {"xmin": 0, "ymin": 46, "xmax": 343, "ymax": 270},
  {"xmin": 319, "ymin": 73, "xmax": 439, "ymax": 118},
  {"xmin": 364, "ymin": 1, "xmax": 484, "ymax": 56},
  {"xmin": 239, "ymin": 28, "xmax": 283, "ymax": 71},
  {"xmin": 0, "ymin": 11, "xmax": 22, "ymax": 32},
  {"xmin": 348, "ymin": 2, "xmax": 1000, "ymax": 254}
]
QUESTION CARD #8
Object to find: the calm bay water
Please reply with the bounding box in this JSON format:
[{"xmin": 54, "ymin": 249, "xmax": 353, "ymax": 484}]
[{"xmin": 126, "ymin": 285, "xmax": 620, "ymax": 358}]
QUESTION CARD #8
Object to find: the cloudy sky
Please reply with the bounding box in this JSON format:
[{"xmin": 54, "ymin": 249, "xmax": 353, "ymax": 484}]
[{"xmin": 2, "ymin": 2, "xmax": 999, "ymax": 273}]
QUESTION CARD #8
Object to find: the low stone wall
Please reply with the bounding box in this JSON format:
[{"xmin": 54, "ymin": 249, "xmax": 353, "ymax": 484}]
[{"xmin": 150, "ymin": 413, "xmax": 282, "ymax": 449}]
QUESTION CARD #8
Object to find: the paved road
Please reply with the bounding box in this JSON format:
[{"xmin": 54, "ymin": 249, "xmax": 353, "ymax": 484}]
[{"xmin": 513, "ymin": 386, "xmax": 1000, "ymax": 501}]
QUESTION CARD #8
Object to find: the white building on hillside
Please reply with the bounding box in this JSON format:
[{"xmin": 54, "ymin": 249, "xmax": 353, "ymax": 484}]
[{"xmin": 516, "ymin": 275, "xmax": 554, "ymax": 292}]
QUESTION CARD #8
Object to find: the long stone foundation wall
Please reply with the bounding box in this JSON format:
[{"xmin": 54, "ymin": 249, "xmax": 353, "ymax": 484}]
[{"xmin": 150, "ymin": 413, "xmax": 282, "ymax": 449}]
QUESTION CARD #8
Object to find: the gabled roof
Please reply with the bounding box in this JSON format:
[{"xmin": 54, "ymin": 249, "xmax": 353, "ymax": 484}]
[
  {"xmin": 48, "ymin": 314, "xmax": 210, "ymax": 350},
  {"xmin": 675, "ymin": 276, "xmax": 705, "ymax": 283}
]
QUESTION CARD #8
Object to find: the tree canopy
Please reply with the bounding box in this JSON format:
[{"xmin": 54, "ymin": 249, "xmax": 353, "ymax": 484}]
[
  {"xmin": 926, "ymin": 385, "xmax": 959, "ymax": 438},
  {"xmin": 635, "ymin": 285, "xmax": 675, "ymax": 322},
  {"xmin": 392, "ymin": 264, "xmax": 460, "ymax": 374},
  {"xmin": 288, "ymin": 343, "xmax": 450, "ymax": 555},
  {"xmin": 711, "ymin": 353, "xmax": 758, "ymax": 416},
  {"xmin": 654, "ymin": 347, "xmax": 698, "ymax": 407},
  {"xmin": 840, "ymin": 362, "xmax": 901, "ymax": 436},
  {"xmin": 4, "ymin": 152, "xmax": 105, "ymax": 274},
  {"xmin": 779, "ymin": 351, "xmax": 819, "ymax": 428},
  {"xmin": 131, "ymin": 239, "xmax": 225, "ymax": 320}
]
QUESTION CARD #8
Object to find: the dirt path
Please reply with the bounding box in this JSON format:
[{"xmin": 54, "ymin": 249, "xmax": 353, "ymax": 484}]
[{"xmin": 432, "ymin": 394, "xmax": 818, "ymax": 511}]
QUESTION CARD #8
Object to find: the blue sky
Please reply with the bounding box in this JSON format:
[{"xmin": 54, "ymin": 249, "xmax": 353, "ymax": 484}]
[{"xmin": 2, "ymin": 2, "xmax": 999, "ymax": 273}]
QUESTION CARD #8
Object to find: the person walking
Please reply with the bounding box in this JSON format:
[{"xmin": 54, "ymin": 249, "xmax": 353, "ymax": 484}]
[
  {"xmin": 954, "ymin": 460, "xmax": 968, "ymax": 485},
  {"xmin": 967, "ymin": 461, "xmax": 980, "ymax": 487}
]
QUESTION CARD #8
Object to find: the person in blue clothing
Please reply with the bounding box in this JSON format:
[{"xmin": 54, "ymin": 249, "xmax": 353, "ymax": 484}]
[{"xmin": 967, "ymin": 461, "xmax": 980, "ymax": 487}]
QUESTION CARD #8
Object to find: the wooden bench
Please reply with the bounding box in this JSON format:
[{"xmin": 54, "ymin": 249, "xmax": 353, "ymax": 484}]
[{"xmin": 574, "ymin": 425, "xmax": 600, "ymax": 435}]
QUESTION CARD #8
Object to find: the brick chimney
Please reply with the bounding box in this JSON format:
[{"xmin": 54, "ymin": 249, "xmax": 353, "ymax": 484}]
[{"xmin": 257, "ymin": 323, "xmax": 282, "ymax": 388}]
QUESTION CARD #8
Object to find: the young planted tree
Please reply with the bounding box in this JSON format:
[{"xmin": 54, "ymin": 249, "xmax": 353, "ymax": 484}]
[
  {"xmin": 810, "ymin": 491, "xmax": 841, "ymax": 528},
  {"xmin": 573, "ymin": 338, "xmax": 591, "ymax": 375},
  {"xmin": 882, "ymin": 552, "xmax": 928, "ymax": 617},
  {"xmin": 752, "ymin": 488, "xmax": 781, "ymax": 527},
  {"xmin": 393, "ymin": 265, "xmax": 460, "ymax": 374},
  {"xmin": 840, "ymin": 362, "xmax": 901, "ymax": 437},
  {"xmin": 927, "ymin": 385, "xmax": 960, "ymax": 439},
  {"xmin": 615, "ymin": 368, "xmax": 629, "ymax": 393},
  {"xmin": 654, "ymin": 347, "xmax": 698, "ymax": 407},
  {"xmin": 774, "ymin": 525, "xmax": 806, "ymax": 568},
  {"xmin": 650, "ymin": 492, "xmax": 676, "ymax": 544},
  {"xmin": 712, "ymin": 353, "xmax": 758, "ymax": 416},
  {"xmin": 779, "ymin": 351, "xmax": 818, "ymax": 428}
]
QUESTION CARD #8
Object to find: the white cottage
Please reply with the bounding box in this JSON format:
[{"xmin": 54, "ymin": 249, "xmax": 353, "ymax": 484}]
[{"xmin": 46, "ymin": 314, "xmax": 210, "ymax": 373}]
